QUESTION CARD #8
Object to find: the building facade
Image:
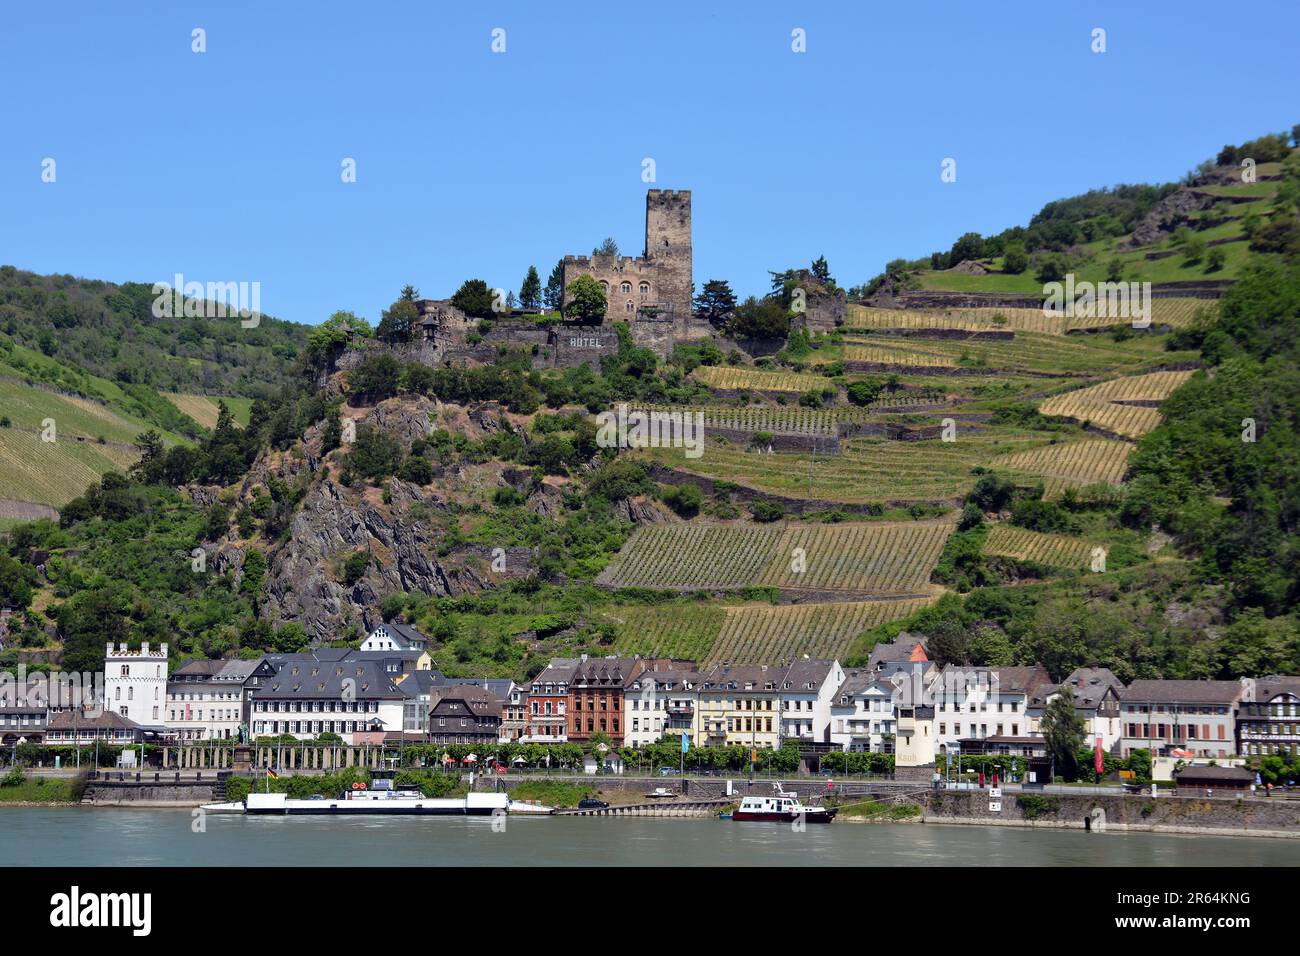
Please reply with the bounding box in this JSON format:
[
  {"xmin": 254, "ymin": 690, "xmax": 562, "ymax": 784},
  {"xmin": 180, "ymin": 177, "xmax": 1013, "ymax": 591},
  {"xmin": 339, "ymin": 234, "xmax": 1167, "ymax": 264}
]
[
  {"xmin": 624, "ymin": 665, "xmax": 702, "ymax": 748},
  {"xmin": 561, "ymin": 190, "xmax": 693, "ymax": 335},
  {"xmin": 698, "ymin": 664, "xmax": 781, "ymax": 750},
  {"xmin": 1236, "ymin": 678, "xmax": 1300, "ymax": 759},
  {"xmin": 567, "ymin": 656, "xmax": 645, "ymax": 746},
  {"xmin": 524, "ymin": 658, "xmax": 578, "ymax": 743},
  {"xmin": 104, "ymin": 641, "xmax": 168, "ymax": 727},
  {"xmin": 1118, "ymin": 679, "xmax": 1246, "ymax": 759},
  {"xmin": 778, "ymin": 658, "xmax": 844, "ymax": 744}
]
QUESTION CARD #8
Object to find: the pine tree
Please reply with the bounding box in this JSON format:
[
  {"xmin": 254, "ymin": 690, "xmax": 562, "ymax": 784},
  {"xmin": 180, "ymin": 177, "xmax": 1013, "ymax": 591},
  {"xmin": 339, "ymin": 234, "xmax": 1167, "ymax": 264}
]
[
  {"xmin": 400, "ymin": 284, "xmax": 419, "ymax": 302},
  {"xmin": 519, "ymin": 265, "xmax": 542, "ymax": 310},
  {"xmin": 693, "ymin": 279, "xmax": 738, "ymax": 326},
  {"xmin": 543, "ymin": 260, "xmax": 565, "ymax": 311}
]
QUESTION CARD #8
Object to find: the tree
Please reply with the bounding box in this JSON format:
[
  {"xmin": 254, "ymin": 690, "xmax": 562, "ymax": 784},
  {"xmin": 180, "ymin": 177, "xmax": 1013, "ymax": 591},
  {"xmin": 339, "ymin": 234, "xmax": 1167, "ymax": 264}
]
[
  {"xmin": 564, "ymin": 275, "xmax": 607, "ymax": 324},
  {"xmin": 400, "ymin": 284, "xmax": 419, "ymax": 302},
  {"xmin": 1035, "ymin": 254, "xmax": 1069, "ymax": 284},
  {"xmin": 450, "ymin": 279, "xmax": 496, "ymax": 319},
  {"xmin": 1041, "ymin": 693, "xmax": 1087, "ymax": 780},
  {"xmin": 810, "ymin": 255, "xmax": 833, "ymax": 285},
  {"xmin": 519, "ymin": 266, "xmax": 542, "ymax": 310},
  {"xmin": 376, "ymin": 297, "xmax": 420, "ymax": 343},
  {"xmin": 693, "ymin": 279, "xmax": 737, "ymax": 326},
  {"xmin": 726, "ymin": 296, "xmax": 790, "ymax": 340},
  {"xmin": 543, "ymin": 260, "xmax": 564, "ymax": 311},
  {"xmin": 948, "ymin": 232, "xmax": 986, "ymax": 266},
  {"xmin": 592, "ymin": 237, "xmax": 619, "ymax": 258},
  {"xmin": 1002, "ymin": 241, "xmax": 1029, "ymax": 274}
]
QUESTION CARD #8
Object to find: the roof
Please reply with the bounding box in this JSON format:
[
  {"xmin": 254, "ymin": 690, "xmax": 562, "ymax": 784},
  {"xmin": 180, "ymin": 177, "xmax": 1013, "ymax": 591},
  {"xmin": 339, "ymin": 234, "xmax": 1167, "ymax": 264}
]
[
  {"xmin": 571, "ymin": 656, "xmax": 645, "ymax": 690},
  {"xmin": 1174, "ymin": 765, "xmax": 1254, "ymax": 783},
  {"xmin": 252, "ymin": 661, "xmax": 404, "ymax": 700},
  {"xmin": 1121, "ymin": 680, "xmax": 1245, "ymax": 705},
  {"xmin": 173, "ymin": 658, "xmax": 266, "ymax": 683},
  {"xmin": 702, "ymin": 663, "xmax": 781, "ymax": 692},
  {"xmin": 1253, "ymin": 677, "xmax": 1300, "ymax": 702},
  {"xmin": 780, "ymin": 658, "xmax": 838, "ymax": 691},
  {"xmin": 377, "ymin": 621, "xmax": 429, "ymax": 645},
  {"xmin": 867, "ymin": 632, "xmax": 928, "ymax": 669},
  {"xmin": 430, "ymin": 685, "xmax": 503, "ymax": 717},
  {"xmin": 938, "ymin": 664, "xmax": 1052, "ymax": 697},
  {"xmin": 47, "ymin": 710, "xmax": 143, "ymax": 731},
  {"xmin": 531, "ymin": 658, "xmax": 581, "ymax": 687}
]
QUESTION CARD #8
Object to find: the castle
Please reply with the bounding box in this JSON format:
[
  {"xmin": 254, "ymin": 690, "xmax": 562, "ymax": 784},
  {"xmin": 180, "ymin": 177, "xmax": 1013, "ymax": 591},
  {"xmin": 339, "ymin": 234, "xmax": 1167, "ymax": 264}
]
[{"xmin": 561, "ymin": 189, "xmax": 694, "ymax": 337}]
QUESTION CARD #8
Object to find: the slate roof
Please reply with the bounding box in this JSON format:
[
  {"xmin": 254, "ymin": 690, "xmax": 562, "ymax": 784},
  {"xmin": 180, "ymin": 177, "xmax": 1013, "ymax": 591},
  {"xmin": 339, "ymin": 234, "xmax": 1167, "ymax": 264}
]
[
  {"xmin": 252, "ymin": 660, "xmax": 404, "ymax": 700},
  {"xmin": 780, "ymin": 658, "xmax": 836, "ymax": 692},
  {"xmin": 1120, "ymin": 680, "xmax": 1245, "ymax": 705},
  {"xmin": 47, "ymin": 710, "xmax": 143, "ymax": 731},
  {"xmin": 1254, "ymin": 677, "xmax": 1300, "ymax": 702},
  {"xmin": 701, "ymin": 663, "xmax": 780, "ymax": 692}
]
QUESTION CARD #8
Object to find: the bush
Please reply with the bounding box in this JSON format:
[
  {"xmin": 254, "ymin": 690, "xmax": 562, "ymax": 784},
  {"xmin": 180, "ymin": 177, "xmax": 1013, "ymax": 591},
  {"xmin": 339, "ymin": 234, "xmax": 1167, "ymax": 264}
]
[{"xmin": 751, "ymin": 500, "xmax": 785, "ymax": 522}]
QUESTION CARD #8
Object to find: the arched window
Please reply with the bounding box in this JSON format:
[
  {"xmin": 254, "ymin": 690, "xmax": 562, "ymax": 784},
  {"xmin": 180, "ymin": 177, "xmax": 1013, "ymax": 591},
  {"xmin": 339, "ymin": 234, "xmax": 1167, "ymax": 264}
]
[
  {"xmin": 639, "ymin": 282, "xmax": 650, "ymax": 296},
  {"xmin": 625, "ymin": 300, "xmax": 635, "ymax": 312},
  {"xmin": 620, "ymin": 281, "xmax": 631, "ymax": 294},
  {"xmin": 599, "ymin": 280, "xmax": 609, "ymax": 292}
]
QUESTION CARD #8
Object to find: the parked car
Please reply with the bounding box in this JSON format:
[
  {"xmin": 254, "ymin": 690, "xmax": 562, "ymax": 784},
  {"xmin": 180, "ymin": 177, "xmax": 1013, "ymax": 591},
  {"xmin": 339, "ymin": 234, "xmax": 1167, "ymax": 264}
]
[
  {"xmin": 658, "ymin": 767, "xmax": 676, "ymax": 776},
  {"xmin": 577, "ymin": 798, "xmax": 610, "ymax": 810}
]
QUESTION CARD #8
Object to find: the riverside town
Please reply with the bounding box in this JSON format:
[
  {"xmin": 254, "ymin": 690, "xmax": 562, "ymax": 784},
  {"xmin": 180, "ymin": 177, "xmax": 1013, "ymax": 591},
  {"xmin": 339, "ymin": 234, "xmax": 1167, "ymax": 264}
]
[{"xmin": 1, "ymin": 1, "xmax": 1297, "ymax": 932}]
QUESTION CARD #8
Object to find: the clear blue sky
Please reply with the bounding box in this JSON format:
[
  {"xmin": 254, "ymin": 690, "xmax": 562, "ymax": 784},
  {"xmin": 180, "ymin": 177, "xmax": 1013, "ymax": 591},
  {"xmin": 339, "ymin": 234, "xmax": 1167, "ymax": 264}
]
[{"xmin": 2, "ymin": 1, "xmax": 1296, "ymax": 326}]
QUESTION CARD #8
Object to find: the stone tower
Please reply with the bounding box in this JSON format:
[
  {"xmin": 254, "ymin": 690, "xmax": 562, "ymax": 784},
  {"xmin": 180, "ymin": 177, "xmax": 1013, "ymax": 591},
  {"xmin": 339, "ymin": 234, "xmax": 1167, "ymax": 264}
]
[
  {"xmin": 104, "ymin": 641, "xmax": 168, "ymax": 726},
  {"xmin": 561, "ymin": 189, "xmax": 693, "ymax": 342},
  {"xmin": 644, "ymin": 189, "xmax": 692, "ymax": 333}
]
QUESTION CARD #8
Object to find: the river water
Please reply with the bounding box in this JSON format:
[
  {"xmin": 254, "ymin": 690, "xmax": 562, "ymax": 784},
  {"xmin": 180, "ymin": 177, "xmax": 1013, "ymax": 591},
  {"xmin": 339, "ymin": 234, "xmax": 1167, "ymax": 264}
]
[{"xmin": 2, "ymin": 808, "xmax": 1297, "ymax": 866}]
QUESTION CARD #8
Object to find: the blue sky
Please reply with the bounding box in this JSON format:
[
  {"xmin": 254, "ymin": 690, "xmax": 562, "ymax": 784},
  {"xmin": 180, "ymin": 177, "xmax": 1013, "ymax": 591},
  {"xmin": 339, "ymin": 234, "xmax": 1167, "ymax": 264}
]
[{"xmin": 1, "ymin": 1, "xmax": 1296, "ymax": 327}]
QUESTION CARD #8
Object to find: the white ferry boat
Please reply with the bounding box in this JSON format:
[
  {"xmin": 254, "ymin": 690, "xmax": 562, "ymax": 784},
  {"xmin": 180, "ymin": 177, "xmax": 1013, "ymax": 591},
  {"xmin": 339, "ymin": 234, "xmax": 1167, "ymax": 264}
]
[
  {"xmin": 201, "ymin": 775, "xmax": 548, "ymax": 816},
  {"xmin": 728, "ymin": 784, "xmax": 837, "ymax": 823}
]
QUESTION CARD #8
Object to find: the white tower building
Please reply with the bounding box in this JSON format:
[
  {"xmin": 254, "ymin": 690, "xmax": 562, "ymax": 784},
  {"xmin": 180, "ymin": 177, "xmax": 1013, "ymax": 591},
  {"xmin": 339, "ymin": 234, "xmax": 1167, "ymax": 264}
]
[{"xmin": 104, "ymin": 641, "xmax": 168, "ymax": 725}]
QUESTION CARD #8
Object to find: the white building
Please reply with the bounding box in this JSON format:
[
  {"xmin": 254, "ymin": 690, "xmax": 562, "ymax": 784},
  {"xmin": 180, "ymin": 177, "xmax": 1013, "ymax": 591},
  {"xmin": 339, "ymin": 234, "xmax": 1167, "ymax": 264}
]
[
  {"xmin": 166, "ymin": 658, "xmax": 275, "ymax": 741},
  {"xmin": 1027, "ymin": 667, "xmax": 1125, "ymax": 755},
  {"xmin": 830, "ymin": 671, "xmax": 897, "ymax": 752},
  {"xmin": 932, "ymin": 665, "xmax": 1051, "ymax": 756},
  {"xmin": 248, "ymin": 658, "xmax": 406, "ymax": 744},
  {"xmin": 778, "ymin": 658, "xmax": 843, "ymax": 744},
  {"xmin": 104, "ymin": 641, "xmax": 168, "ymax": 727},
  {"xmin": 360, "ymin": 622, "xmax": 428, "ymax": 654},
  {"xmin": 625, "ymin": 666, "xmax": 702, "ymax": 748}
]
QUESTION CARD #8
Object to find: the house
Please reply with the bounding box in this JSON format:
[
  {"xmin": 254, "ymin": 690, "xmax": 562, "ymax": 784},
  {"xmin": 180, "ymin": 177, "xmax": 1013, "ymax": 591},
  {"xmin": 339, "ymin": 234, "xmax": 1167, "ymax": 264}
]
[
  {"xmin": 166, "ymin": 658, "xmax": 276, "ymax": 741},
  {"xmin": 426, "ymin": 686, "xmax": 502, "ymax": 746},
  {"xmin": 933, "ymin": 665, "xmax": 1052, "ymax": 756},
  {"xmin": 523, "ymin": 658, "xmax": 579, "ymax": 743},
  {"xmin": 500, "ymin": 683, "xmax": 527, "ymax": 743},
  {"xmin": 1119, "ymin": 679, "xmax": 1247, "ymax": 759},
  {"xmin": 1173, "ymin": 764, "xmax": 1254, "ymax": 795},
  {"xmin": 778, "ymin": 658, "xmax": 845, "ymax": 744},
  {"xmin": 360, "ymin": 622, "xmax": 431, "ymax": 658},
  {"xmin": 567, "ymin": 656, "xmax": 646, "ymax": 746},
  {"xmin": 867, "ymin": 632, "xmax": 928, "ymax": 674},
  {"xmin": 830, "ymin": 670, "xmax": 897, "ymax": 753},
  {"xmin": 45, "ymin": 710, "xmax": 149, "ymax": 746},
  {"xmin": 1028, "ymin": 667, "xmax": 1125, "ymax": 754},
  {"xmin": 104, "ymin": 641, "xmax": 168, "ymax": 727},
  {"xmin": 1236, "ymin": 676, "xmax": 1300, "ymax": 759},
  {"xmin": 698, "ymin": 663, "xmax": 781, "ymax": 750},
  {"xmin": 0, "ymin": 676, "xmax": 51, "ymax": 746},
  {"xmin": 248, "ymin": 659, "xmax": 406, "ymax": 744},
  {"xmin": 624, "ymin": 663, "xmax": 702, "ymax": 748}
]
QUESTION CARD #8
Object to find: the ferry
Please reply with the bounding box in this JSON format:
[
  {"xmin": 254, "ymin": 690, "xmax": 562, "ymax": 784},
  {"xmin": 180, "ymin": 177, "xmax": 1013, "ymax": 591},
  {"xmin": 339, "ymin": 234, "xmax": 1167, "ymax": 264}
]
[
  {"xmin": 200, "ymin": 774, "xmax": 550, "ymax": 816},
  {"xmin": 728, "ymin": 784, "xmax": 837, "ymax": 823}
]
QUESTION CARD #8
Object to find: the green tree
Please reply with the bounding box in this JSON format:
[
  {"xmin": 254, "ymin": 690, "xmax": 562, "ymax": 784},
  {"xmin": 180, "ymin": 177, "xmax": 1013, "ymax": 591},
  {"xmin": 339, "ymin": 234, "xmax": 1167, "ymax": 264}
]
[
  {"xmin": 451, "ymin": 279, "xmax": 497, "ymax": 319},
  {"xmin": 1002, "ymin": 241, "xmax": 1029, "ymax": 274},
  {"xmin": 693, "ymin": 279, "xmax": 737, "ymax": 326},
  {"xmin": 519, "ymin": 266, "xmax": 542, "ymax": 311},
  {"xmin": 810, "ymin": 255, "xmax": 833, "ymax": 285},
  {"xmin": 1041, "ymin": 693, "xmax": 1087, "ymax": 780},
  {"xmin": 543, "ymin": 260, "xmax": 565, "ymax": 311},
  {"xmin": 376, "ymin": 297, "xmax": 420, "ymax": 343},
  {"xmin": 592, "ymin": 237, "xmax": 619, "ymax": 258},
  {"xmin": 564, "ymin": 275, "xmax": 607, "ymax": 324},
  {"xmin": 726, "ymin": 296, "xmax": 790, "ymax": 340}
]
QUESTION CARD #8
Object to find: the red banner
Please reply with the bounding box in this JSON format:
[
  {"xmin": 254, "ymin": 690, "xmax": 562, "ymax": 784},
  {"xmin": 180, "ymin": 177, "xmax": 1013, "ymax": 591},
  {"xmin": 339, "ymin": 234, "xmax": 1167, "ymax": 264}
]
[{"xmin": 1094, "ymin": 735, "xmax": 1104, "ymax": 775}]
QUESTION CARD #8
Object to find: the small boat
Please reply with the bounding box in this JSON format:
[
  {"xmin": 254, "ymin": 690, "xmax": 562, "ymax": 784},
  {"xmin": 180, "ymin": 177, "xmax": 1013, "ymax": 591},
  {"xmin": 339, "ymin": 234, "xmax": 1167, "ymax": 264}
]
[
  {"xmin": 200, "ymin": 773, "xmax": 551, "ymax": 816},
  {"xmin": 729, "ymin": 784, "xmax": 837, "ymax": 823}
]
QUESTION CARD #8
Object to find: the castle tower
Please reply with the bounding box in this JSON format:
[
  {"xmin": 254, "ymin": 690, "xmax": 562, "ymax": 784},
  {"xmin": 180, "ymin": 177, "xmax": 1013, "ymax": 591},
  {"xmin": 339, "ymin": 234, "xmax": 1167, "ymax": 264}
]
[
  {"xmin": 644, "ymin": 189, "xmax": 692, "ymax": 334},
  {"xmin": 104, "ymin": 641, "xmax": 168, "ymax": 726}
]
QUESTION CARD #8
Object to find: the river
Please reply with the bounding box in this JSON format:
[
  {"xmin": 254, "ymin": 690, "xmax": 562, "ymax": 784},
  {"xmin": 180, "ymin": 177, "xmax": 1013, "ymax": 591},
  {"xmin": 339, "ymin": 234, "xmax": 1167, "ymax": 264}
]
[{"xmin": 2, "ymin": 808, "xmax": 1298, "ymax": 865}]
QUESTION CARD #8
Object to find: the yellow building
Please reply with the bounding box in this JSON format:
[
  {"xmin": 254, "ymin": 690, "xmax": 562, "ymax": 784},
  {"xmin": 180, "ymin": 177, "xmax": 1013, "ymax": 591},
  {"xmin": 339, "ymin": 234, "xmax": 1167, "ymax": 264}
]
[{"xmin": 698, "ymin": 664, "xmax": 781, "ymax": 749}]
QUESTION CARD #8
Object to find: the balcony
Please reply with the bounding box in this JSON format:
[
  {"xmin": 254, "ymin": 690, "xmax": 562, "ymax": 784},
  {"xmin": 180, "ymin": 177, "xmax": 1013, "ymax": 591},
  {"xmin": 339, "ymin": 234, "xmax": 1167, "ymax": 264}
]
[{"xmin": 666, "ymin": 704, "xmax": 694, "ymax": 717}]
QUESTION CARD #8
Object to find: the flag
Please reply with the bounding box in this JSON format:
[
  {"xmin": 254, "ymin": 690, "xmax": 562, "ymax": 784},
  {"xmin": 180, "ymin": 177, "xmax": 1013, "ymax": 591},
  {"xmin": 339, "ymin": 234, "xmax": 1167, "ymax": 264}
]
[
  {"xmin": 266, "ymin": 767, "xmax": 279, "ymax": 778},
  {"xmin": 1094, "ymin": 736, "xmax": 1104, "ymax": 775}
]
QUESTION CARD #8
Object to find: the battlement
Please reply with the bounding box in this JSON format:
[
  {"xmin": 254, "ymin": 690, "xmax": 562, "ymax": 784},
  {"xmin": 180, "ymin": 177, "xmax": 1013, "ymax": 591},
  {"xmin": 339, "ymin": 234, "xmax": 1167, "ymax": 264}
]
[
  {"xmin": 647, "ymin": 189, "xmax": 692, "ymax": 201},
  {"xmin": 564, "ymin": 254, "xmax": 652, "ymax": 266},
  {"xmin": 105, "ymin": 641, "xmax": 169, "ymax": 659}
]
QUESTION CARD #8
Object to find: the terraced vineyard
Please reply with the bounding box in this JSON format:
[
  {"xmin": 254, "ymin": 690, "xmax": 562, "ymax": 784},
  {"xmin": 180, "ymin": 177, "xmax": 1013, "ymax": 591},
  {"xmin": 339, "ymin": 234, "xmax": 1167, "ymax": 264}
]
[
  {"xmin": 842, "ymin": 343, "xmax": 956, "ymax": 367},
  {"xmin": 846, "ymin": 298, "xmax": 1212, "ymax": 336},
  {"xmin": 705, "ymin": 596, "xmax": 937, "ymax": 665},
  {"xmin": 843, "ymin": 331, "xmax": 1193, "ymax": 377},
  {"xmin": 982, "ymin": 525, "xmax": 1097, "ymax": 570},
  {"xmin": 690, "ymin": 365, "xmax": 834, "ymax": 394},
  {"xmin": 597, "ymin": 521, "xmax": 953, "ymax": 594},
  {"xmin": 989, "ymin": 438, "xmax": 1134, "ymax": 491},
  {"xmin": 0, "ymin": 429, "xmax": 139, "ymax": 507},
  {"xmin": 634, "ymin": 429, "xmax": 1047, "ymax": 503},
  {"xmin": 0, "ymin": 377, "xmax": 151, "ymax": 445},
  {"xmin": 605, "ymin": 604, "xmax": 727, "ymax": 660},
  {"xmin": 624, "ymin": 400, "xmax": 945, "ymax": 437},
  {"xmin": 1039, "ymin": 369, "xmax": 1195, "ymax": 438}
]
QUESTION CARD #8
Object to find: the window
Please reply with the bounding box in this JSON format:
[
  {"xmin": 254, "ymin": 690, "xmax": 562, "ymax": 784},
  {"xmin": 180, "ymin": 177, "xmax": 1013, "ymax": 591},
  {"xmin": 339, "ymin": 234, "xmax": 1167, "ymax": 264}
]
[
  {"xmin": 639, "ymin": 282, "xmax": 649, "ymax": 296},
  {"xmin": 625, "ymin": 300, "xmax": 634, "ymax": 312},
  {"xmin": 620, "ymin": 281, "xmax": 631, "ymax": 294}
]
